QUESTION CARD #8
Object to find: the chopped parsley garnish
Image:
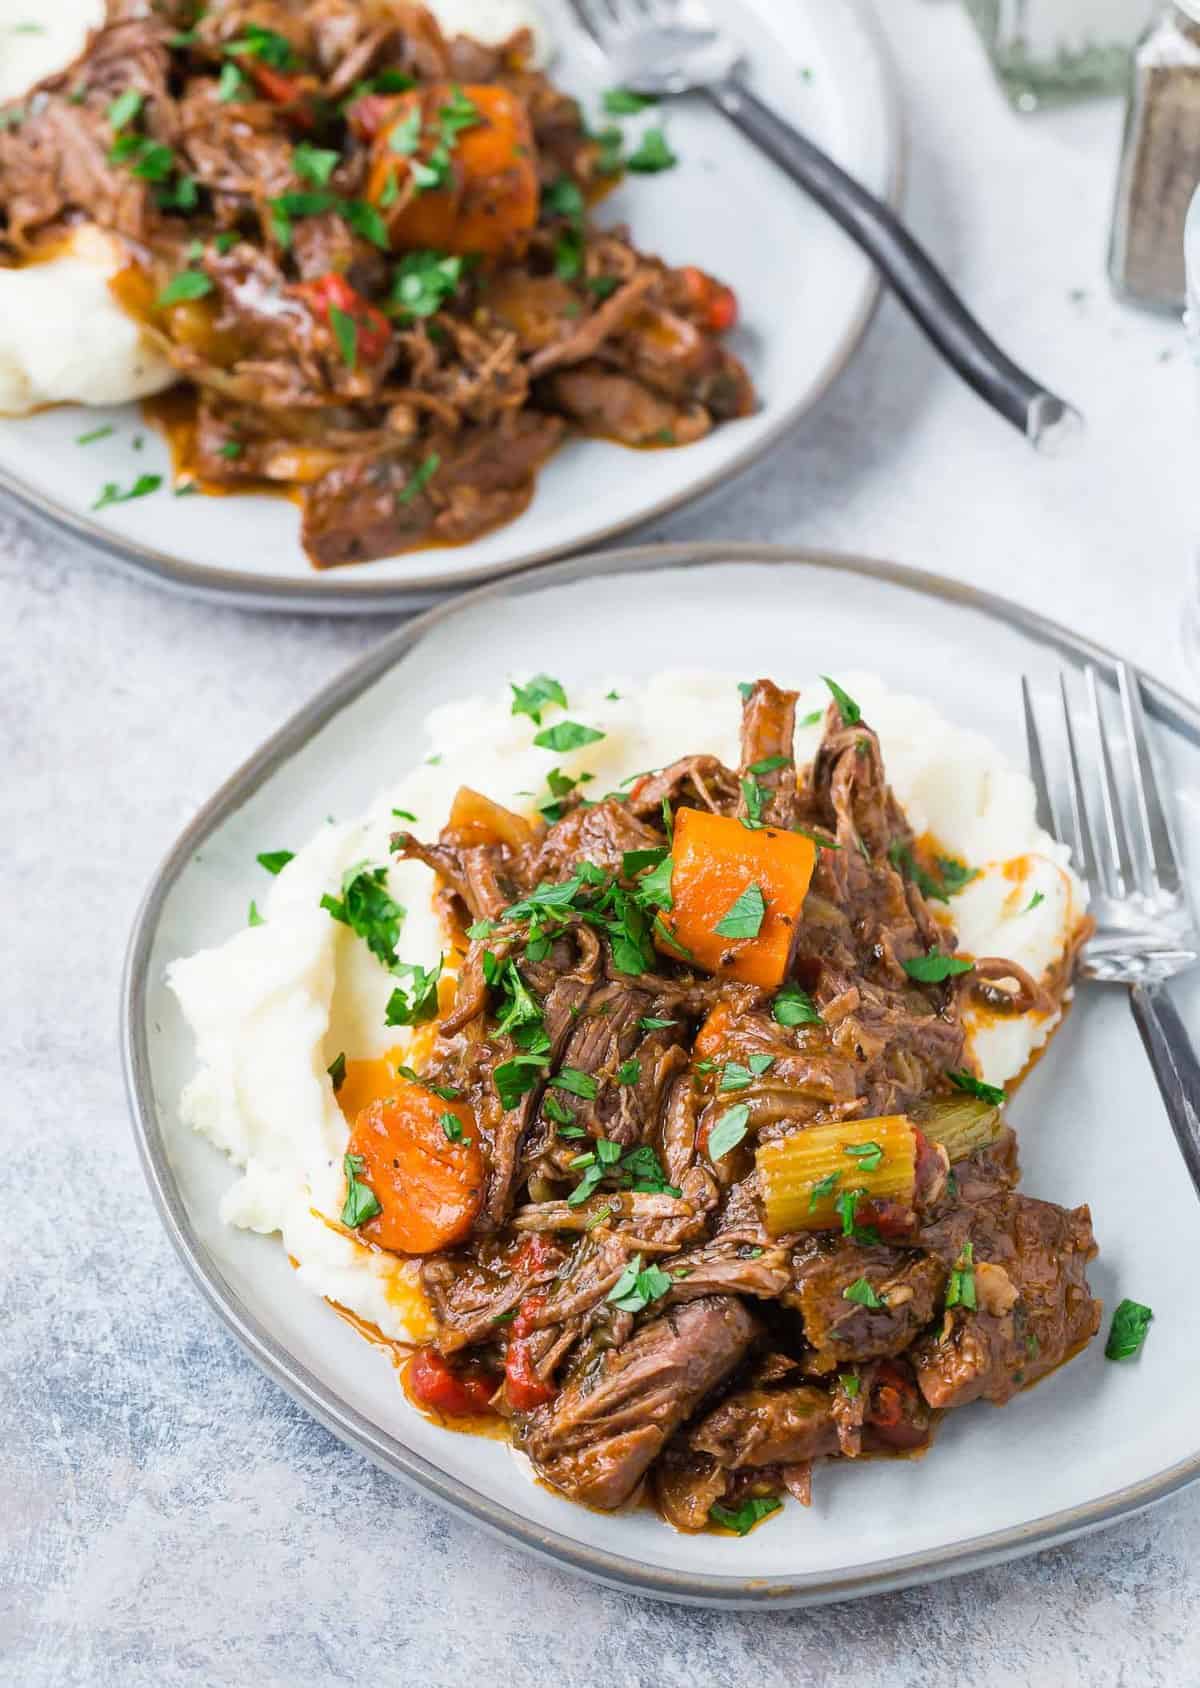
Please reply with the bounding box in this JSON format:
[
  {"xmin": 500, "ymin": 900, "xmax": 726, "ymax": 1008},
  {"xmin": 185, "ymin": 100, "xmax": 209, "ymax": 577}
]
[
  {"xmin": 225, "ymin": 25, "xmax": 298, "ymax": 68},
  {"xmin": 1105, "ymin": 1298, "xmax": 1153, "ymax": 1361},
  {"xmin": 544, "ymin": 1093, "xmax": 577, "ymax": 1126},
  {"xmin": 834, "ymin": 1187, "xmax": 870, "ymax": 1239},
  {"xmin": 551, "ymin": 1067, "xmax": 599, "ymax": 1100},
  {"xmin": 388, "ymin": 107, "xmax": 422, "ymax": 155},
  {"xmin": 1025, "ymin": 890, "xmax": 1046, "ymax": 913},
  {"xmin": 626, "ymin": 126, "xmax": 677, "ymax": 172},
  {"xmin": 396, "ymin": 1065, "xmax": 462, "ymax": 1102},
  {"xmin": 821, "ymin": 675, "xmax": 861, "ymax": 726},
  {"xmin": 945, "ymin": 1241, "xmax": 976, "ymax": 1310},
  {"xmin": 440, "ymin": 1112, "xmax": 471, "ymax": 1146},
  {"xmin": 543, "ymin": 176, "xmax": 586, "ymax": 222},
  {"xmin": 842, "ymin": 1276, "xmax": 885, "ymax": 1309},
  {"xmin": 714, "ymin": 882, "xmax": 766, "ymax": 941},
  {"xmin": 217, "ymin": 61, "xmax": 245, "ymax": 101},
  {"xmin": 739, "ymin": 775, "xmax": 766, "ymax": 830},
  {"xmin": 718, "ymin": 1055, "xmax": 773, "ymax": 1092},
  {"xmin": 617, "ymin": 1058, "xmax": 640, "ymax": 1085},
  {"xmin": 707, "ymin": 1103, "xmax": 750, "ymax": 1160},
  {"xmin": 256, "ymin": 849, "xmax": 294, "ymax": 875},
  {"xmin": 340, "ymin": 1153, "xmax": 381, "ymax": 1228},
  {"xmin": 903, "ymin": 952, "xmax": 974, "ymax": 983},
  {"xmin": 385, "ymin": 957, "xmax": 443, "ymax": 1026},
  {"xmin": 92, "ymin": 474, "xmax": 162, "ymax": 511},
  {"xmin": 844, "ymin": 1141, "xmax": 884, "ymax": 1172},
  {"xmin": 320, "ymin": 862, "xmax": 405, "ymax": 967},
  {"xmin": 808, "ymin": 1170, "xmax": 841, "ymax": 1210},
  {"xmin": 639, "ymin": 1016, "xmax": 676, "ymax": 1032},
  {"xmin": 293, "ymin": 141, "xmax": 340, "ymax": 185},
  {"xmin": 748, "ymin": 754, "xmax": 790, "ymax": 776},
  {"xmin": 631, "ymin": 852, "xmax": 673, "ymax": 910},
  {"xmin": 494, "ymin": 1052, "xmax": 550, "ymax": 1111},
  {"xmin": 608, "ymin": 1253, "xmax": 673, "ymax": 1314},
  {"xmin": 397, "ymin": 452, "xmax": 440, "ymax": 505},
  {"xmin": 247, "ymin": 900, "xmax": 264, "ymax": 927},
  {"xmin": 326, "ymin": 1052, "xmax": 347, "ymax": 1092},
  {"xmin": 510, "ymin": 673, "xmax": 568, "ymax": 724},
  {"xmin": 491, "ymin": 959, "xmax": 542, "ymax": 1039},
  {"xmin": 107, "ymin": 89, "xmax": 143, "ymax": 131},
  {"xmin": 798, "ymin": 709, "xmax": 823, "ymax": 727},
  {"xmin": 709, "ymin": 1497, "xmax": 781, "ymax": 1536},
  {"xmin": 603, "ymin": 87, "xmax": 659, "ymax": 114},
  {"xmin": 773, "ymin": 983, "xmax": 822, "ymax": 1027},
  {"xmin": 888, "ymin": 841, "xmax": 977, "ymax": 904},
  {"xmin": 329, "ymin": 303, "xmax": 357, "ymax": 367},
  {"xmin": 76, "ymin": 425, "xmax": 114, "ymax": 446},
  {"xmin": 390, "ymin": 249, "xmax": 464, "ymax": 319},
  {"xmin": 341, "ymin": 198, "xmax": 390, "ymax": 249},
  {"xmin": 948, "ymin": 1069, "xmax": 1006, "ymax": 1107},
  {"xmin": 533, "ymin": 720, "xmax": 605, "ymax": 753},
  {"xmin": 839, "ymin": 1371, "xmax": 861, "ymax": 1398}
]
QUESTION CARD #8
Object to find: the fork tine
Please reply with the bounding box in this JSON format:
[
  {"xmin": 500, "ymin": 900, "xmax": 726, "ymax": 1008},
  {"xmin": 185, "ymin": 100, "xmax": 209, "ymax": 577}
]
[
  {"xmin": 1021, "ymin": 675, "xmax": 1057, "ymax": 840},
  {"xmin": 1086, "ymin": 664, "xmax": 1136, "ymax": 901},
  {"xmin": 570, "ymin": 0, "xmax": 621, "ymax": 46},
  {"xmin": 1117, "ymin": 660, "xmax": 1182, "ymax": 897},
  {"xmin": 1058, "ymin": 671, "xmax": 1100, "ymax": 893}
]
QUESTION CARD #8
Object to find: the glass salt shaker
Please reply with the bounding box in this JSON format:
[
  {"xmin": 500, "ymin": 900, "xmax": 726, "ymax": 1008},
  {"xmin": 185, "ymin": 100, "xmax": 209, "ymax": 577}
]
[
  {"xmin": 963, "ymin": 0, "xmax": 1159, "ymax": 111},
  {"xmin": 1109, "ymin": 4, "xmax": 1200, "ymax": 313}
]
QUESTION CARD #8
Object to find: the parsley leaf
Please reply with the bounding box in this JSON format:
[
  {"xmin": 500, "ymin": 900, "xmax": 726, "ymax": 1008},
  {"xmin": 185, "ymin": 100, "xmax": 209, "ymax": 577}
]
[
  {"xmin": 92, "ymin": 474, "xmax": 162, "ymax": 510},
  {"xmin": 839, "ymin": 1371, "xmax": 861, "ymax": 1398},
  {"xmin": 714, "ymin": 882, "xmax": 766, "ymax": 940},
  {"xmin": 945, "ymin": 1241, "xmax": 976, "ymax": 1310},
  {"xmin": 626, "ymin": 126, "xmax": 677, "ymax": 172},
  {"xmin": 632, "ymin": 852, "xmax": 673, "ymax": 910},
  {"xmin": 327, "ymin": 1052, "xmax": 347, "ymax": 1092},
  {"xmin": 494, "ymin": 1052, "xmax": 549, "ymax": 1110},
  {"xmin": 842, "ymin": 1276, "xmax": 885, "ymax": 1309},
  {"xmin": 1025, "ymin": 889, "xmax": 1046, "ymax": 913},
  {"xmin": 107, "ymin": 89, "xmax": 143, "ymax": 130},
  {"xmin": 320, "ymin": 863, "xmax": 404, "ymax": 967},
  {"xmin": 844, "ymin": 1141, "xmax": 884, "ymax": 1172},
  {"xmin": 157, "ymin": 269, "xmax": 213, "ymax": 308},
  {"xmin": 340, "ymin": 1153, "xmax": 381, "ymax": 1228},
  {"xmin": 947, "ymin": 1069, "xmax": 1006, "ymax": 1107},
  {"xmin": 390, "ymin": 249, "xmax": 463, "ymax": 319},
  {"xmin": 773, "ymin": 984, "xmax": 822, "ymax": 1027},
  {"xmin": 247, "ymin": 899, "xmax": 264, "ymax": 927},
  {"xmin": 397, "ymin": 452, "xmax": 440, "ymax": 505},
  {"xmin": 217, "ymin": 61, "xmax": 245, "ymax": 101},
  {"xmin": 293, "ymin": 141, "xmax": 340, "ymax": 185},
  {"xmin": 808, "ymin": 1170, "xmax": 841, "ymax": 1211},
  {"xmin": 821, "ymin": 675, "xmax": 861, "ymax": 726},
  {"xmin": 608, "ymin": 1252, "xmax": 673, "ymax": 1313},
  {"xmin": 709, "ymin": 1497, "xmax": 781, "ymax": 1536},
  {"xmin": 603, "ymin": 87, "xmax": 659, "ymax": 114},
  {"xmin": 533, "ymin": 720, "xmax": 605, "ymax": 753},
  {"xmin": 1105, "ymin": 1298, "xmax": 1154, "ymax": 1361},
  {"xmin": 440, "ymin": 1111, "xmax": 470, "ymax": 1145},
  {"xmin": 329, "ymin": 303, "xmax": 357, "ymax": 367},
  {"xmin": 903, "ymin": 952, "xmax": 974, "ymax": 983},
  {"xmin": 75, "ymin": 425, "xmax": 114, "ymax": 446},
  {"xmin": 617, "ymin": 1058, "xmax": 640, "ymax": 1085},
  {"xmin": 510, "ymin": 673, "xmax": 568, "ymax": 724},
  {"xmin": 708, "ymin": 1103, "xmax": 750, "ymax": 1160},
  {"xmin": 256, "ymin": 849, "xmax": 294, "ymax": 875},
  {"xmin": 552, "ymin": 1067, "xmax": 599, "ymax": 1100},
  {"xmin": 639, "ymin": 1016, "xmax": 676, "ymax": 1031},
  {"xmin": 385, "ymin": 957, "xmax": 443, "ymax": 1026}
]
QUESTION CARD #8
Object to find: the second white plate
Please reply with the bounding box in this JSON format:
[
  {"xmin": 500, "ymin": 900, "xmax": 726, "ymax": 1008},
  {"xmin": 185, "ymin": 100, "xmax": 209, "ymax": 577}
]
[{"xmin": 0, "ymin": 0, "xmax": 899, "ymax": 611}]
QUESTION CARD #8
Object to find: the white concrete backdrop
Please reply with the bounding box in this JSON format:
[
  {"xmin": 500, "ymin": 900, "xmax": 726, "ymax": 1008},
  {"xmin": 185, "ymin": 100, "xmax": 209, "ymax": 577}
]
[{"xmin": 3, "ymin": 3, "xmax": 1197, "ymax": 1684}]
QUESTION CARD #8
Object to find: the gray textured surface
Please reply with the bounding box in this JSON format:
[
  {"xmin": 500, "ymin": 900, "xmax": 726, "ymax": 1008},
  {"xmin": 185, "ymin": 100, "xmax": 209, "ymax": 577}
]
[{"xmin": 3, "ymin": 4, "xmax": 1199, "ymax": 1684}]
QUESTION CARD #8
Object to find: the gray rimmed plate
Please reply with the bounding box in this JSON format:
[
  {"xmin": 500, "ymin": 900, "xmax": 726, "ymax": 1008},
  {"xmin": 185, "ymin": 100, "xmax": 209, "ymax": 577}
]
[
  {"xmin": 0, "ymin": 0, "xmax": 899, "ymax": 615},
  {"xmin": 122, "ymin": 543, "xmax": 1200, "ymax": 1606}
]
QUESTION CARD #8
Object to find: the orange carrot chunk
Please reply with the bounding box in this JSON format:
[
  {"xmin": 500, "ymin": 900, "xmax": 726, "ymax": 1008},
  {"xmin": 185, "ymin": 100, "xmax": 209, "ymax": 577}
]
[
  {"xmin": 368, "ymin": 84, "xmax": 539, "ymax": 257},
  {"xmin": 658, "ymin": 809, "xmax": 816, "ymax": 989},
  {"xmin": 345, "ymin": 1084, "xmax": 484, "ymax": 1255}
]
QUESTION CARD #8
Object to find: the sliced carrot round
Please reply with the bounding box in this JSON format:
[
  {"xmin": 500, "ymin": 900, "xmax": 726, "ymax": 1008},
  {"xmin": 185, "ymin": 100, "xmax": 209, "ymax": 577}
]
[{"xmin": 346, "ymin": 1084, "xmax": 484, "ymax": 1255}]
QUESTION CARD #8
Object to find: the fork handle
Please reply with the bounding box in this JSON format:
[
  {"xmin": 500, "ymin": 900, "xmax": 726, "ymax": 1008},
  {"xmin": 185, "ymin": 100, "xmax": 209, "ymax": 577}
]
[
  {"xmin": 704, "ymin": 77, "xmax": 1081, "ymax": 451},
  {"xmin": 1130, "ymin": 981, "xmax": 1200, "ymax": 1197}
]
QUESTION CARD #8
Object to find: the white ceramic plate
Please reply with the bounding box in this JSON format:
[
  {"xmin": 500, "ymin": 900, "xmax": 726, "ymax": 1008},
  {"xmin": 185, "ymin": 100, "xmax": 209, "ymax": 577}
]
[
  {"xmin": 123, "ymin": 546, "xmax": 1200, "ymax": 1605},
  {"xmin": 0, "ymin": 0, "xmax": 899, "ymax": 613}
]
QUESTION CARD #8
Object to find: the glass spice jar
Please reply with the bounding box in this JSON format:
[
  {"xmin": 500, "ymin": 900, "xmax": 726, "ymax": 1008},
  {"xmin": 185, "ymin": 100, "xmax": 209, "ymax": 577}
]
[
  {"xmin": 1109, "ymin": 4, "xmax": 1200, "ymax": 313},
  {"xmin": 963, "ymin": 0, "xmax": 1159, "ymax": 111}
]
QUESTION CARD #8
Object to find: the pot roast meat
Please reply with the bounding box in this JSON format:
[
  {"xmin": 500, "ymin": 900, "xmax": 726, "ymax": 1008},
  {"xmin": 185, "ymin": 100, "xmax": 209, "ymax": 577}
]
[
  {"xmin": 910, "ymin": 1194, "xmax": 1101, "ymax": 1411},
  {"xmin": 521, "ymin": 1297, "xmax": 761, "ymax": 1509}
]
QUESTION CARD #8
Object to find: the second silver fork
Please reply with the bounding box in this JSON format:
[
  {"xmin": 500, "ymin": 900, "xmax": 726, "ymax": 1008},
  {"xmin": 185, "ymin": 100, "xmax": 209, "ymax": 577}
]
[{"xmin": 1023, "ymin": 665, "xmax": 1200, "ymax": 1192}]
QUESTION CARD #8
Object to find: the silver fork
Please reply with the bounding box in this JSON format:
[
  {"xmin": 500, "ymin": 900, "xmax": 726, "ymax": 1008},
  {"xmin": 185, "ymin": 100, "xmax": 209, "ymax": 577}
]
[
  {"xmin": 566, "ymin": 0, "xmax": 1081, "ymax": 450},
  {"xmin": 1023, "ymin": 665, "xmax": 1200, "ymax": 1193}
]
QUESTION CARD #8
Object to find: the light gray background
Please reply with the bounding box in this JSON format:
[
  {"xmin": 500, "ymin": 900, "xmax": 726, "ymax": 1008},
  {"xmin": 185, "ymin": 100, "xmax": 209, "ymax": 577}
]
[{"xmin": 4, "ymin": 3, "xmax": 1197, "ymax": 1684}]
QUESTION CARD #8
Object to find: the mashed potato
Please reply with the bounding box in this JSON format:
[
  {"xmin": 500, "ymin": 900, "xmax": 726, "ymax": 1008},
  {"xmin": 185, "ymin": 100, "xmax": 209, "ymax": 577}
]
[
  {"xmin": 168, "ymin": 672, "xmax": 1087, "ymax": 1344},
  {"xmin": 0, "ymin": 227, "xmax": 176, "ymax": 417}
]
